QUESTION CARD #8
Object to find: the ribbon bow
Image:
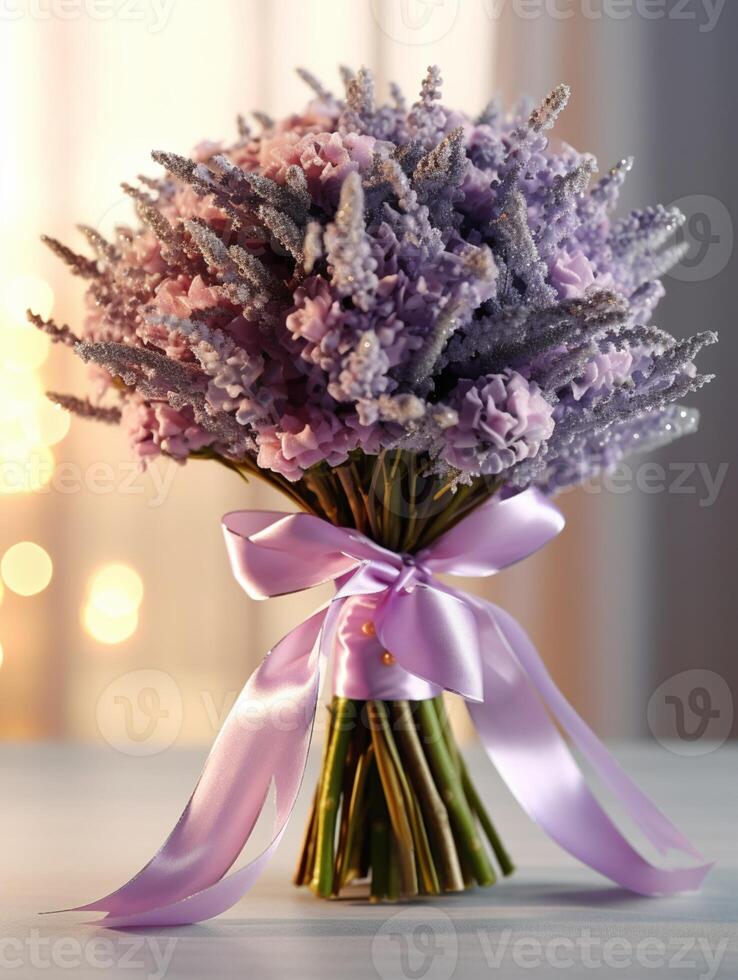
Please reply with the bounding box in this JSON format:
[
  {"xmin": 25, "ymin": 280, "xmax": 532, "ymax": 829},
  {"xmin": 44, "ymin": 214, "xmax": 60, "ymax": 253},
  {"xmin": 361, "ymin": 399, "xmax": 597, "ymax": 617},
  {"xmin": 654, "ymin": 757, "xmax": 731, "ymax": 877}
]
[{"xmin": 72, "ymin": 488, "xmax": 711, "ymax": 927}]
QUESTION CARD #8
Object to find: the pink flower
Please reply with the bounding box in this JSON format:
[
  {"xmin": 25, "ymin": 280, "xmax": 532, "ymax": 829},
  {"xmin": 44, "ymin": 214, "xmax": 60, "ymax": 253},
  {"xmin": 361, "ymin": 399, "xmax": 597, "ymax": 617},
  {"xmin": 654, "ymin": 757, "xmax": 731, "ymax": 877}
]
[
  {"xmin": 122, "ymin": 397, "xmax": 214, "ymax": 465},
  {"xmin": 163, "ymin": 184, "xmax": 231, "ymax": 226},
  {"xmin": 273, "ymin": 98, "xmax": 341, "ymax": 137},
  {"xmin": 256, "ymin": 407, "xmax": 357, "ymax": 480},
  {"xmin": 286, "ymin": 276, "xmax": 344, "ymax": 348},
  {"xmin": 260, "ymin": 131, "xmax": 378, "ymax": 208},
  {"xmin": 119, "ymin": 229, "xmax": 166, "ymax": 276},
  {"xmin": 153, "ymin": 275, "xmax": 222, "ymax": 319}
]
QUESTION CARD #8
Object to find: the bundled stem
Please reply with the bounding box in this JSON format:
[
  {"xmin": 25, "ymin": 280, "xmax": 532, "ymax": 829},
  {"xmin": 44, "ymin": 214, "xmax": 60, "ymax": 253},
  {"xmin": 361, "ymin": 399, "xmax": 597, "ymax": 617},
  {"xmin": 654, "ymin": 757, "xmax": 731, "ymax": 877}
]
[
  {"xmin": 414, "ymin": 700, "xmax": 496, "ymax": 886},
  {"xmin": 390, "ymin": 700, "xmax": 465, "ymax": 892},
  {"xmin": 220, "ymin": 449, "xmax": 511, "ymax": 902},
  {"xmin": 435, "ymin": 696, "xmax": 514, "ymax": 877},
  {"xmin": 296, "ymin": 696, "xmax": 513, "ymax": 901},
  {"xmin": 216, "ymin": 449, "xmax": 501, "ymax": 556}
]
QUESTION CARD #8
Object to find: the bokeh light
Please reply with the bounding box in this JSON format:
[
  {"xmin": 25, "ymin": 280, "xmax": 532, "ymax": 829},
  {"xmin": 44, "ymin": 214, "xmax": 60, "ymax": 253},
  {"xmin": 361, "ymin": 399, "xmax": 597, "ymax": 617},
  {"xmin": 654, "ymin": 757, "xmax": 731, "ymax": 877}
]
[
  {"xmin": 0, "ymin": 442, "xmax": 54, "ymax": 495},
  {"xmin": 0, "ymin": 323, "xmax": 50, "ymax": 372},
  {"xmin": 0, "ymin": 369, "xmax": 42, "ymax": 422},
  {"xmin": 1, "ymin": 542, "xmax": 53, "ymax": 596},
  {"xmin": 88, "ymin": 563, "xmax": 144, "ymax": 615},
  {"xmin": 83, "ymin": 562, "xmax": 144, "ymax": 644},
  {"xmin": 0, "ymin": 275, "xmax": 68, "ymax": 499},
  {"xmin": 0, "ymin": 321, "xmax": 68, "ymax": 493},
  {"xmin": 21, "ymin": 398, "xmax": 71, "ymax": 447},
  {"xmin": 82, "ymin": 604, "xmax": 139, "ymax": 645},
  {"xmin": 2, "ymin": 275, "xmax": 54, "ymax": 323}
]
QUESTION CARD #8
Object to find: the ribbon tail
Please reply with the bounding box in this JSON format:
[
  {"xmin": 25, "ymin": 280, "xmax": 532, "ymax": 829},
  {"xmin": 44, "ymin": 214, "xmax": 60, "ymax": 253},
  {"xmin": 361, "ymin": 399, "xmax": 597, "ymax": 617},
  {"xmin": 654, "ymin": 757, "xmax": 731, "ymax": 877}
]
[
  {"xmin": 466, "ymin": 596, "xmax": 713, "ymax": 896},
  {"xmin": 67, "ymin": 609, "xmax": 326, "ymax": 927}
]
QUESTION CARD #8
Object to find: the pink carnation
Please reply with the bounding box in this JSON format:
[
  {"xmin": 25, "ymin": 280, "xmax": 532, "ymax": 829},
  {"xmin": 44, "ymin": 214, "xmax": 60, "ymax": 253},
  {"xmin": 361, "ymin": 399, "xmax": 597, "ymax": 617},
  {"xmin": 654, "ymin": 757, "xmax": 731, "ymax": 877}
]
[
  {"xmin": 122, "ymin": 397, "xmax": 214, "ymax": 465},
  {"xmin": 286, "ymin": 276, "xmax": 344, "ymax": 350},
  {"xmin": 272, "ymin": 98, "xmax": 341, "ymax": 137},
  {"xmin": 260, "ymin": 130, "xmax": 378, "ymax": 208},
  {"xmin": 153, "ymin": 275, "xmax": 222, "ymax": 319},
  {"xmin": 256, "ymin": 407, "xmax": 359, "ymax": 481}
]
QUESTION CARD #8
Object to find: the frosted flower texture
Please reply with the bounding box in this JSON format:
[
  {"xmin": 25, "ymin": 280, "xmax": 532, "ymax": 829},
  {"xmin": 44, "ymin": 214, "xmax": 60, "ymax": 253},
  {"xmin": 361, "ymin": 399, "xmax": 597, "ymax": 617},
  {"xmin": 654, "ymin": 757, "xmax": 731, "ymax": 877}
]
[
  {"xmin": 37, "ymin": 66, "xmax": 715, "ymax": 491},
  {"xmin": 548, "ymin": 251, "xmax": 596, "ymax": 300}
]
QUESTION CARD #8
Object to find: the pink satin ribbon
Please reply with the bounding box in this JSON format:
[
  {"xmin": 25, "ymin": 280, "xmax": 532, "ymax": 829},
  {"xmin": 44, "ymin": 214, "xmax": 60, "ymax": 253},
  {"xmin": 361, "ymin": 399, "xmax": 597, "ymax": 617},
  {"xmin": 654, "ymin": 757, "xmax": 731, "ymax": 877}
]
[{"xmin": 69, "ymin": 488, "xmax": 711, "ymax": 927}]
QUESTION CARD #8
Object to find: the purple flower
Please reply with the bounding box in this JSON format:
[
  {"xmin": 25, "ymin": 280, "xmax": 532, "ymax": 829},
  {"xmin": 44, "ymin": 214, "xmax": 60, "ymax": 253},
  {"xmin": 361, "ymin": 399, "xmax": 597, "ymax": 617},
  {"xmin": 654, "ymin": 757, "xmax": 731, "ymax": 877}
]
[
  {"xmin": 548, "ymin": 250, "xmax": 596, "ymax": 300},
  {"xmin": 569, "ymin": 345, "xmax": 634, "ymax": 401},
  {"xmin": 440, "ymin": 372, "xmax": 555, "ymax": 475},
  {"xmin": 39, "ymin": 65, "xmax": 713, "ymax": 489}
]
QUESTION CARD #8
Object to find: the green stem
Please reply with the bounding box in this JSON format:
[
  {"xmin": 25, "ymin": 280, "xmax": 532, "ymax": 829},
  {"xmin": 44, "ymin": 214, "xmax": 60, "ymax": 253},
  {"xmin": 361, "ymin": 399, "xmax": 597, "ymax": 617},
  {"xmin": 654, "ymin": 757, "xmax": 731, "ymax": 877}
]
[
  {"xmin": 303, "ymin": 468, "xmax": 341, "ymax": 525},
  {"xmin": 335, "ymin": 736, "xmax": 373, "ymax": 891},
  {"xmin": 414, "ymin": 700, "xmax": 496, "ymax": 887},
  {"xmin": 460, "ymin": 763, "xmax": 515, "ymax": 877},
  {"xmin": 387, "ymin": 835, "xmax": 401, "ymax": 901},
  {"xmin": 367, "ymin": 701, "xmax": 418, "ymax": 897},
  {"xmin": 434, "ymin": 697, "xmax": 514, "ymax": 876},
  {"xmin": 332, "ymin": 711, "xmax": 362, "ymax": 893},
  {"xmin": 335, "ymin": 465, "xmax": 367, "ymax": 533},
  {"xmin": 369, "ymin": 774, "xmax": 390, "ymax": 902},
  {"xmin": 381, "ymin": 452, "xmax": 402, "ymax": 552},
  {"xmin": 311, "ymin": 698, "xmax": 354, "ymax": 897},
  {"xmin": 367, "ymin": 450, "xmax": 388, "ymax": 542},
  {"xmin": 374, "ymin": 700, "xmax": 441, "ymax": 895},
  {"xmin": 391, "ymin": 700, "xmax": 464, "ymax": 893},
  {"xmin": 293, "ymin": 784, "xmax": 318, "ymax": 886}
]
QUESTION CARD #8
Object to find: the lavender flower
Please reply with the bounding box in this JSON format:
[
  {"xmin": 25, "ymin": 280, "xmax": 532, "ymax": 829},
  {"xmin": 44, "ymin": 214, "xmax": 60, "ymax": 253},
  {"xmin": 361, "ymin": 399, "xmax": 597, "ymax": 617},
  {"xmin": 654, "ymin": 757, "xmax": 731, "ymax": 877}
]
[{"xmin": 34, "ymin": 65, "xmax": 713, "ymax": 490}]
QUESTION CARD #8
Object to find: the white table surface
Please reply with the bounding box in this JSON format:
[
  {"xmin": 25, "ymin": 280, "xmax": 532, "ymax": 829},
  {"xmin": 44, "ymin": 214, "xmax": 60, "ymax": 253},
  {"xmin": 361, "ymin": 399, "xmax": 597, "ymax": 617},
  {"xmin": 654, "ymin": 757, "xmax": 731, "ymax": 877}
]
[{"xmin": 1, "ymin": 741, "xmax": 735, "ymax": 979}]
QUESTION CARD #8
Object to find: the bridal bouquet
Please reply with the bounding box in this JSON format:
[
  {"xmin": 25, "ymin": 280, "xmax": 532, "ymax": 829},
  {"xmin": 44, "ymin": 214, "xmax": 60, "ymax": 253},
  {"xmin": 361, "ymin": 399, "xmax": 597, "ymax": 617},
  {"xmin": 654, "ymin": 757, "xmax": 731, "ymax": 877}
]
[{"xmin": 35, "ymin": 67, "xmax": 713, "ymax": 926}]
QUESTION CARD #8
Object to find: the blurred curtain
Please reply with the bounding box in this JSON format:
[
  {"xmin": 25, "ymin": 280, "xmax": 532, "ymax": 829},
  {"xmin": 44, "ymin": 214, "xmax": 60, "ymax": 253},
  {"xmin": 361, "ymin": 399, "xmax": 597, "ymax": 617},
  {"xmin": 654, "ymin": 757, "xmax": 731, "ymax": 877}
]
[{"xmin": 494, "ymin": 3, "xmax": 736, "ymax": 738}]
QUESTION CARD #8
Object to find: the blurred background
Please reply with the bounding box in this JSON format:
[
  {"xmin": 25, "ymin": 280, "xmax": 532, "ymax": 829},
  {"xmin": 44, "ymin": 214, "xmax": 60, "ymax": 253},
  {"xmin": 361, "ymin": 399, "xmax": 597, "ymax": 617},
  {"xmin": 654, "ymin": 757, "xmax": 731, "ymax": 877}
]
[{"xmin": 0, "ymin": 0, "xmax": 734, "ymax": 751}]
